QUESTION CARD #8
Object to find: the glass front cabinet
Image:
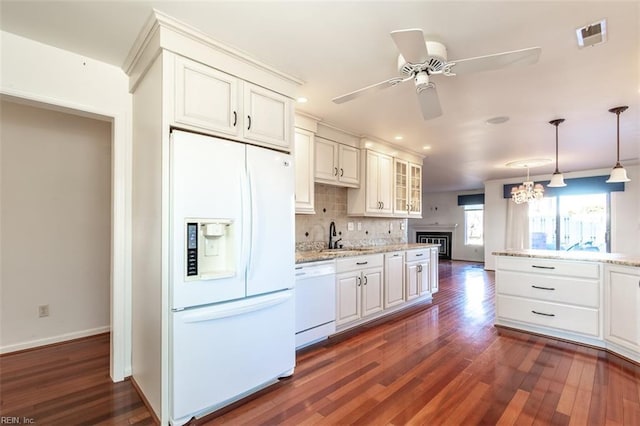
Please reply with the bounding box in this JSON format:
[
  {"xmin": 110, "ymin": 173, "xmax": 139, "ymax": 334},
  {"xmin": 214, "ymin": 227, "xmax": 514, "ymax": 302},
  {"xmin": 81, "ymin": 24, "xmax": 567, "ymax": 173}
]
[{"xmin": 394, "ymin": 159, "xmax": 422, "ymax": 217}]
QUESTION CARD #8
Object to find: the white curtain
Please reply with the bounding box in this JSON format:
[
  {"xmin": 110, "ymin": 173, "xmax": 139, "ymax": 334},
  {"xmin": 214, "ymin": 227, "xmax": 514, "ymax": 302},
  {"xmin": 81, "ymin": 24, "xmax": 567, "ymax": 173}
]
[{"xmin": 505, "ymin": 200, "xmax": 530, "ymax": 250}]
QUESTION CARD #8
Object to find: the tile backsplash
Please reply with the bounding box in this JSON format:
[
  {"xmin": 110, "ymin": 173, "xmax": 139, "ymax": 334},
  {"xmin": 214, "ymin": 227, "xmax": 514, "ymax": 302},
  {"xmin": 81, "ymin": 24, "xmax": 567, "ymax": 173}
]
[{"xmin": 296, "ymin": 183, "xmax": 408, "ymax": 251}]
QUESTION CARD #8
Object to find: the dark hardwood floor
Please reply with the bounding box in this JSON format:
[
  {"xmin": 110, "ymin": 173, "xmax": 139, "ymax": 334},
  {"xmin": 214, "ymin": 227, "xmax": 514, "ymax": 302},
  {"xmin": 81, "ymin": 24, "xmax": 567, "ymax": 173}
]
[{"xmin": 2, "ymin": 261, "xmax": 639, "ymax": 425}]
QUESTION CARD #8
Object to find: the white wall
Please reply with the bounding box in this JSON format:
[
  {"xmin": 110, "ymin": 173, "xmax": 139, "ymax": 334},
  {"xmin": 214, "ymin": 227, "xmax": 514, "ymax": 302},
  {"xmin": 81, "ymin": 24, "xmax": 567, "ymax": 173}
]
[
  {"xmin": 484, "ymin": 166, "xmax": 640, "ymax": 270},
  {"xmin": 409, "ymin": 190, "xmax": 485, "ymax": 262},
  {"xmin": 1, "ymin": 101, "xmax": 111, "ymax": 351},
  {"xmin": 0, "ymin": 30, "xmax": 132, "ymax": 380}
]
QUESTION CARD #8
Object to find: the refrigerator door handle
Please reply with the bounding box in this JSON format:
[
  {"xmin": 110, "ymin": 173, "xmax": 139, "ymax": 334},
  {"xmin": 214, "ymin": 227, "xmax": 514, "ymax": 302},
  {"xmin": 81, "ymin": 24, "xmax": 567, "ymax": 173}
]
[
  {"xmin": 247, "ymin": 167, "xmax": 257, "ymax": 274},
  {"xmin": 181, "ymin": 291, "xmax": 293, "ymax": 323},
  {"xmin": 240, "ymin": 166, "xmax": 251, "ymax": 277}
]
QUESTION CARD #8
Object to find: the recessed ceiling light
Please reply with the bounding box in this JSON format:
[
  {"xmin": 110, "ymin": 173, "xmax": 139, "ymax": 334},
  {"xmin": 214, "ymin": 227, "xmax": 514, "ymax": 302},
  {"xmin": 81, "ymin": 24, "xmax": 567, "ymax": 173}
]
[
  {"xmin": 486, "ymin": 116, "xmax": 510, "ymax": 125},
  {"xmin": 394, "ymin": 135, "xmax": 403, "ymax": 141},
  {"xmin": 422, "ymin": 145, "xmax": 431, "ymax": 150},
  {"xmin": 296, "ymin": 97, "xmax": 308, "ymax": 103}
]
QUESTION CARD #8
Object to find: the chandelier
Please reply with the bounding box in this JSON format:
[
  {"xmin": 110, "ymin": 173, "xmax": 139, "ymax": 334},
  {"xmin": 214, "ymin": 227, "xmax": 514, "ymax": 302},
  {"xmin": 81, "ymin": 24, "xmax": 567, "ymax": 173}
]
[{"xmin": 511, "ymin": 167, "xmax": 544, "ymax": 204}]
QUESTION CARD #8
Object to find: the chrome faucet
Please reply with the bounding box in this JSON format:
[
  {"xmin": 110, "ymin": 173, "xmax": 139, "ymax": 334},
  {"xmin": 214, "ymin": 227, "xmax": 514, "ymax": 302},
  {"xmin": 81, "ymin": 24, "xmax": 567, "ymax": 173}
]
[{"xmin": 329, "ymin": 221, "xmax": 337, "ymax": 249}]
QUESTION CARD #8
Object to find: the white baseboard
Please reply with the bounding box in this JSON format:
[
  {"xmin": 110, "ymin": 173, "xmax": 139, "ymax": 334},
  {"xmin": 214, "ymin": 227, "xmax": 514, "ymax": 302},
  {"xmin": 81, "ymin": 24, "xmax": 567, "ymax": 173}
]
[{"xmin": 0, "ymin": 326, "xmax": 111, "ymax": 354}]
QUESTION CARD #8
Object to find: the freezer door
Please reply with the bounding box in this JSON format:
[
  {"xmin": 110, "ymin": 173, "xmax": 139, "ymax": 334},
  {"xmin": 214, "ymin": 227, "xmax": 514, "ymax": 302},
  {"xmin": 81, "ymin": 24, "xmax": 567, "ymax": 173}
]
[
  {"xmin": 170, "ymin": 131, "xmax": 246, "ymax": 309},
  {"xmin": 171, "ymin": 290, "xmax": 295, "ymax": 424},
  {"xmin": 245, "ymin": 146, "xmax": 295, "ymax": 296}
]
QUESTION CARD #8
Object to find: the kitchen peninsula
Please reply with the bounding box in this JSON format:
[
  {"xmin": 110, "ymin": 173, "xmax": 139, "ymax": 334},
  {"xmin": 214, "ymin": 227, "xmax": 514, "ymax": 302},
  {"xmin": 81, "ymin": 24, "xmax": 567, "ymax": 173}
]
[{"xmin": 494, "ymin": 249, "xmax": 640, "ymax": 364}]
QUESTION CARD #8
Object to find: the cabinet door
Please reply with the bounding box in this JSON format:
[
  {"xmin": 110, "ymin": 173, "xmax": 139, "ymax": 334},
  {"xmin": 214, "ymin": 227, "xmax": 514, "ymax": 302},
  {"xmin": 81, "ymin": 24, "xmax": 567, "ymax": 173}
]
[
  {"xmin": 336, "ymin": 272, "xmax": 360, "ymax": 326},
  {"xmin": 175, "ymin": 56, "xmax": 239, "ymax": 136},
  {"xmin": 418, "ymin": 260, "xmax": 431, "ymax": 296},
  {"xmin": 315, "ymin": 138, "xmax": 338, "ymax": 183},
  {"xmin": 378, "ymin": 153, "xmax": 394, "ymax": 214},
  {"xmin": 385, "ymin": 254, "xmax": 405, "ymax": 308},
  {"xmin": 430, "ymin": 248, "xmax": 439, "ymax": 293},
  {"xmin": 294, "ymin": 129, "xmax": 315, "ymax": 214},
  {"xmin": 362, "ymin": 267, "xmax": 384, "ymax": 317},
  {"xmin": 406, "ymin": 263, "xmax": 419, "ymax": 300},
  {"xmin": 365, "ymin": 151, "xmax": 381, "ymax": 213},
  {"xmin": 394, "ymin": 160, "xmax": 409, "ymax": 216},
  {"xmin": 605, "ymin": 266, "xmax": 640, "ymax": 352},
  {"xmin": 338, "ymin": 144, "xmax": 360, "ymax": 187},
  {"xmin": 243, "ymin": 82, "xmax": 291, "ymax": 149},
  {"xmin": 409, "ymin": 163, "xmax": 422, "ymax": 217}
]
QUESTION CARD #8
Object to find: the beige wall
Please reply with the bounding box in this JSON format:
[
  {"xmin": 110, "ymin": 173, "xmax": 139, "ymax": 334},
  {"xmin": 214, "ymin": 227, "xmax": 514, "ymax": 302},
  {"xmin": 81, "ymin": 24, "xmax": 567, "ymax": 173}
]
[
  {"xmin": 296, "ymin": 183, "xmax": 408, "ymax": 250},
  {"xmin": 0, "ymin": 100, "xmax": 111, "ymax": 352}
]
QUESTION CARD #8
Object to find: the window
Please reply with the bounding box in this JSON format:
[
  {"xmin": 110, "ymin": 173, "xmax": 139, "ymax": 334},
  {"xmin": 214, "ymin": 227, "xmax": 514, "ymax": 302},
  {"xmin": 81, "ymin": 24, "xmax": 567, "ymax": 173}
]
[
  {"xmin": 464, "ymin": 205, "xmax": 484, "ymax": 246},
  {"xmin": 529, "ymin": 193, "xmax": 609, "ymax": 252}
]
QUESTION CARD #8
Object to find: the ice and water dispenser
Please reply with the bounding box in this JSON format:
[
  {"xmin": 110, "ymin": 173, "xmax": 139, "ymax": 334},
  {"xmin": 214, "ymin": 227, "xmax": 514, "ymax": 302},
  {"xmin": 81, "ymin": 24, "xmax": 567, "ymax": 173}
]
[{"xmin": 185, "ymin": 219, "xmax": 235, "ymax": 280}]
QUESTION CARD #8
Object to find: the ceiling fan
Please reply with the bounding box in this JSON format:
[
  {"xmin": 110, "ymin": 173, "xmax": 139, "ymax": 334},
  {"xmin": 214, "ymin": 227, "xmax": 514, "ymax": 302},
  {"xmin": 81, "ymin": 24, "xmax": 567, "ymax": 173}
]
[{"xmin": 332, "ymin": 29, "xmax": 542, "ymax": 120}]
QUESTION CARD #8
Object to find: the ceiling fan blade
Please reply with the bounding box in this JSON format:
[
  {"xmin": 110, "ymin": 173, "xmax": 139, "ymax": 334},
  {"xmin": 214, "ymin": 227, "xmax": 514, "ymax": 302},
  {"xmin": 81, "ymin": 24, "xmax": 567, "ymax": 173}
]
[
  {"xmin": 390, "ymin": 29, "xmax": 429, "ymax": 64},
  {"xmin": 449, "ymin": 46, "xmax": 541, "ymax": 75},
  {"xmin": 417, "ymin": 85, "xmax": 442, "ymax": 120},
  {"xmin": 332, "ymin": 76, "xmax": 410, "ymax": 104}
]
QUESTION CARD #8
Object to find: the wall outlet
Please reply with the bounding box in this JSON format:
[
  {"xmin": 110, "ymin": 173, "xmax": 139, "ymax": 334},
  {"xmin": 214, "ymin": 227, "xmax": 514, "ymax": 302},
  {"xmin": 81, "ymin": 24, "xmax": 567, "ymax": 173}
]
[
  {"xmin": 400, "ymin": 221, "xmax": 405, "ymax": 230},
  {"xmin": 357, "ymin": 222, "xmax": 362, "ymax": 231},
  {"xmin": 389, "ymin": 222, "xmax": 393, "ymax": 231},
  {"xmin": 38, "ymin": 304, "xmax": 50, "ymax": 318},
  {"xmin": 347, "ymin": 222, "xmax": 354, "ymax": 231}
]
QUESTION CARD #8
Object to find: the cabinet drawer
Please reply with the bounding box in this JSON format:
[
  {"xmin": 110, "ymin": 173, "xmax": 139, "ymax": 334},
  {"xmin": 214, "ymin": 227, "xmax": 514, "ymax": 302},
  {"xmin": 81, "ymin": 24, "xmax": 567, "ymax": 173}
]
[
  {"xmin": 496, "ymin": 271, "xmax": 599, "ymax": 308},
  {"xmin": 336, "ymin": 254, "xmax": 384, "ymax": 273},
  {"xmin": 384, "ymin": 251, "xmax": 404, "ymax": 260},
  {"xmin": 406, "ymin": 249, "xmax": 429, "ymax": 262},
  {"xmin": 497, "ymin": 295, "xmax": 600, "ymax": 337},
  {"xmin": 497, "ymin": 256, "xmax": 600, "ymax": 279}
]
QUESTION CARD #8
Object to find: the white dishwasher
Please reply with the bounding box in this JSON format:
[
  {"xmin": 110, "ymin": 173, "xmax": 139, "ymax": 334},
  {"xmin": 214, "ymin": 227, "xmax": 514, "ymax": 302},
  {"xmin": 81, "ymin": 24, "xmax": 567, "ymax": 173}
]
[{"xmin": 295, "ymin": 260, "xmax": 336, "ymax": 348}]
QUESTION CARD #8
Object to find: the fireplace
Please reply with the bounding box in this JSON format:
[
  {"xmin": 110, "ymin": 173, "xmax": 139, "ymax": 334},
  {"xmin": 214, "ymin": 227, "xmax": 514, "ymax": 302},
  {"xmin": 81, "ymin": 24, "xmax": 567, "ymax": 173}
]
[{"xmin": 416, "ymin": 231, "xmax": 452, "ymax": 259}]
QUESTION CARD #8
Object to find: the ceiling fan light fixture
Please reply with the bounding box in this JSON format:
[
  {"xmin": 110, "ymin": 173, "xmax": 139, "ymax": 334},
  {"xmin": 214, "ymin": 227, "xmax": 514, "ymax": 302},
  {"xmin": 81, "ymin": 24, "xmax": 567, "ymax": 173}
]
[
  {"xmin": 547, "ymin": 118, "xmax": 567, "ymax": 188},
  {"xmin": 606, "ymin": 106, "xmax": 630, "ymax": 184}
]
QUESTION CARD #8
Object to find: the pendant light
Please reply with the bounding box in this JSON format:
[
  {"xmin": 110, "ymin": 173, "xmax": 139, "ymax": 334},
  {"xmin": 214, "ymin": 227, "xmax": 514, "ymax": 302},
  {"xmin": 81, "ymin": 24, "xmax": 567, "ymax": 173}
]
[
  {"xmin": 547, "ymin": 118, "xmax": 566, "ymax": 187},
  {"xmin": 606, "ymin": 106, "xmax": 630, "ymax": 183}
]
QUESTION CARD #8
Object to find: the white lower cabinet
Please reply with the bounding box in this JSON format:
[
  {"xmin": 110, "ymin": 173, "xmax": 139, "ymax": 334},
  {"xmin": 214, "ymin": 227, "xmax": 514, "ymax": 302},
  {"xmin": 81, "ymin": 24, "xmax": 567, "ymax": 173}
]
[
  {"xmin": 495, "ymin": 255, "xmax": 640, "ymax": 363},
  {"xmin": 406, "ymin": 249, "xmax": 430, "ymax": 301},
  {"xmin": 604, "ymin": 264, "xmax": 640, "ymax": 356},
  {"xmin": 430, "ymin": 247, "xmax": 439, "ymax": 293},
  {"xmin": 336, "ymin": 254, "xmax": 384, "ymax": 327},
  {"xmin": 495, "ymin": 256, "xmax": 602, "ymax": 341},
  {"xmin": 384, "ymin": 252, "xmax": 405, "ymax": 308}
]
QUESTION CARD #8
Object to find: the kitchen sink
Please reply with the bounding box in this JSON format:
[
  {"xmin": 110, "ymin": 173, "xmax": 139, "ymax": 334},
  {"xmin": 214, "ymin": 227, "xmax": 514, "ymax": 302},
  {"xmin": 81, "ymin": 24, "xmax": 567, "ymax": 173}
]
[{"xmin": 319, "ymin": 248, "xmax": 375, "ymax": 254}]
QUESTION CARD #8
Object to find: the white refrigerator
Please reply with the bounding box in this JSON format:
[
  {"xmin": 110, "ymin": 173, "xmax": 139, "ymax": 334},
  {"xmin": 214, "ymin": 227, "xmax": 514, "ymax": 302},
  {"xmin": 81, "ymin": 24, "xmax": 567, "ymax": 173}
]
[{"xmin": 169, "ymin": 130, "xmax": 295, "ymax": 425}]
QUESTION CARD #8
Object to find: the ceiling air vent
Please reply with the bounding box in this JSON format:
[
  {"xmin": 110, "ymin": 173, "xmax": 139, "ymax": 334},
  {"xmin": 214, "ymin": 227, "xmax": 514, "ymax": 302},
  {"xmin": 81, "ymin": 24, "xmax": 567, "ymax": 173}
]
[{"xmin": 576, "ymin": 19, "xmax": 607, "ymax": 48}]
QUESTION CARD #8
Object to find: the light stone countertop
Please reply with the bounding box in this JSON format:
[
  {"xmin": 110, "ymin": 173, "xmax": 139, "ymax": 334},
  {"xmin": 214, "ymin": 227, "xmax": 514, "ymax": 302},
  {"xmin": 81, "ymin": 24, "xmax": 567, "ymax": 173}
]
[
  {"xmin": 492, "ymin": 249, "xmax": 640, "ymax": 268},
  {"xmin": 296, "ymin": 243, "xmax": 439, "ymax": 264}
]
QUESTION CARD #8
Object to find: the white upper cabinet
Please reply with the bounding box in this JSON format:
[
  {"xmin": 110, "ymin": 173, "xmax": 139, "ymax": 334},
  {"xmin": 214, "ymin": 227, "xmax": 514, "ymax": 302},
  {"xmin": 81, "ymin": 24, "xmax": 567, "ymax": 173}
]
[
  {"xmin": 175, "ymin": 56, "xmax": 240, "ymax": 137},
  {"xmin": 393, "ymin": 159, "xmax": 422, "ymax": 218},
  {"xmin": 348, "ymin": 149, "xmax": 392, "ymax": 216},
  {"xmin": 243, "ymin": 82, "xmax": 291, "ymax": 148},
  {"xmin": 314, "ymin": 137, "xmax": 360, "ymax": 187},
  {"xmin": 174, "ymin": 56, "xmax": 292, "ymax": 150},
  {"xmin": 294, "ymin": 128, "xmax": 315, "ymax": 214},
  {"xmin": 409, "ymin": 163, "xmax": 422, "ymax": 217},
  {"xmin": 338, "ymin": 144, "xmax": 360, "ymax": 186}
]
